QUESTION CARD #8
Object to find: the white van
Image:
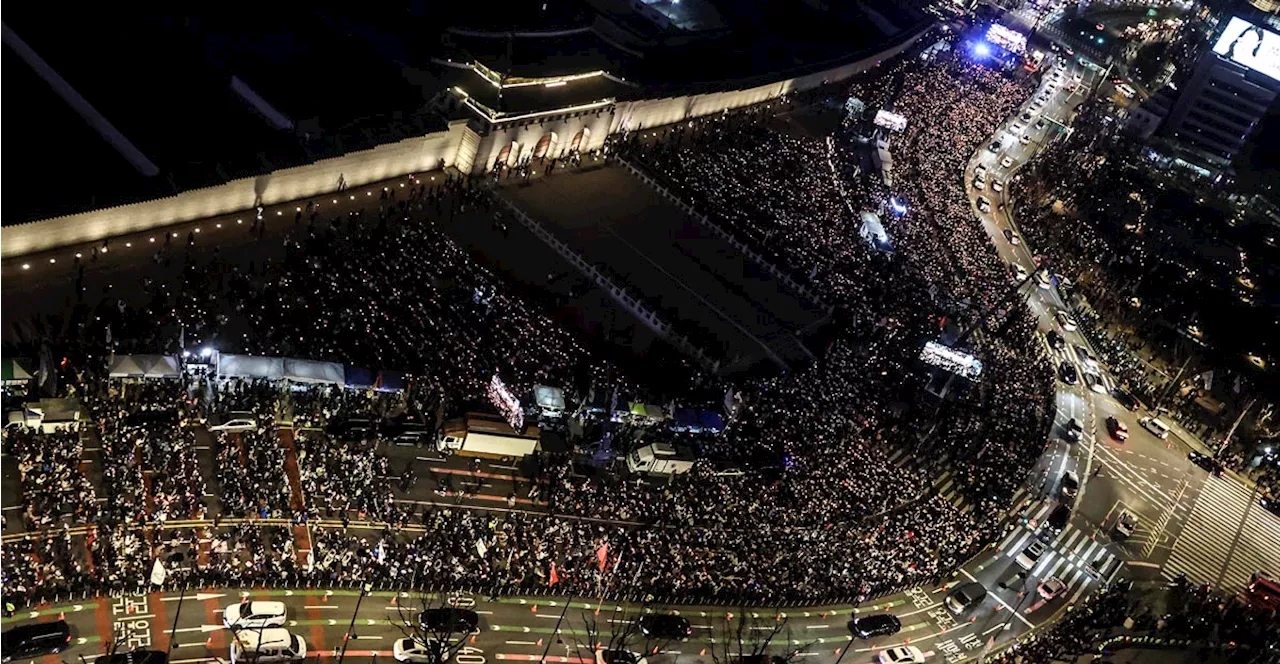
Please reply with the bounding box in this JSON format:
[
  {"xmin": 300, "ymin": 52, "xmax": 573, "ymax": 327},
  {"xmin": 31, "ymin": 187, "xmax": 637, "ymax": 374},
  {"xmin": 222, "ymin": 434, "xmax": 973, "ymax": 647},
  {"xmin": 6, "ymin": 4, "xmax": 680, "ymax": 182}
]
[
  {"xmin": 231, "ymin": 629, "xmax": 306, "ymax": 664},
  {"xmin": 1139, "ymin": 417, "xmax": 1170, "ymax": 439}
]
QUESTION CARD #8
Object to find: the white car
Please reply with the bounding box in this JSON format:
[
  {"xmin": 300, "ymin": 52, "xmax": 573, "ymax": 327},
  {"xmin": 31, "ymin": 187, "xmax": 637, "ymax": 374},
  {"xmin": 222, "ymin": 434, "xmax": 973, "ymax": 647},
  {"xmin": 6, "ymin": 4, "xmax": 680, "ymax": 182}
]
[
  {"xmin": 973, "ymin": 177, "xmax": 986, "ymax": 190},
  {"xmin": 1056, "ymin": 311, "xmax": 1078, "ymax": 331},
  {"xmin": 224, "ymin": 601, "xmax": 288, "ymax": 630},
  {"xmin": 209, "ymin": 416, "xmax": 257, "ymax": 433},
  {"xmin": 1016, "ymin": 540, "xmax": 1046, "ymax": 570},
  {"xmin": 975, "ymin": 164, "xmax": 987, "ymax": 179},
  {"xmin": 1037, "ymin": 577, "xmax": 1067, "ymax": 600},
  {"xmin": 991, "ymin": 179, "xmax": 1003, "ymax": 193},
  {"xmin": 1011, "ymin": 122, "xmax": 1026, "ymax": 134},
  {"xmin": 230, "ymin": 629, "xmax": 305, "ymax": 664},
  {"xmin": 1013, "ymin": 263, "xmax": 1029, "ymax": 282},
  {"xmin": 878, "ymin": 646, "xmax": 926, "ymax": 664},
  {"xmin": 394, "ymin": 638, "xmax": 444, "ymax": 664},
  {"xmin": 977, "ymin": 197, "xmax": 991, "ymax": 213},
  {"xmin": 1001, "ymin": 156, "xmax": 1015, "ymax": 168},
  {"xmin": 1036, "ymin": 269, "xmax": 1053, "ymax": 289},
  {"xmin": 1020, "ymin": 133, "xmax": 1031, "ymax": 145},
  {"xmin": 1114, "ymin": 510, "xmax": 1137, "ymax": 538}
]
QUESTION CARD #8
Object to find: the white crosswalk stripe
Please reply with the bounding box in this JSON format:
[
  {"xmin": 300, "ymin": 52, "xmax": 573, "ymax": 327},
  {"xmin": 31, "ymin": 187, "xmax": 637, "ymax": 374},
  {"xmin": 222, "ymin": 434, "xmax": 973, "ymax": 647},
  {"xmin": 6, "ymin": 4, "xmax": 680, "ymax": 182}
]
[
  {"xmin": 1162, "ymin": 477, "xmax": 1280, "ymax": 591},
  {"xmin": 1041, "ymin": 339, "xmax": 1116, "ymax": 393},
  {"xmin": 996, "ymin": 523, "xmax": 1120, "ymax": 602}
]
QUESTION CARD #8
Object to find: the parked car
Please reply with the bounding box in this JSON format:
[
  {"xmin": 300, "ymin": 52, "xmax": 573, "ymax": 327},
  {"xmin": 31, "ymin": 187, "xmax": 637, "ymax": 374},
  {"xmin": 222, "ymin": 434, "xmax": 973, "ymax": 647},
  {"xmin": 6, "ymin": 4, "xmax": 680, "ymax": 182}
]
[
  {"xmin": 1084, "ymin": 372, "xmax": 1106, "ymax": 394},
  {"xmin": 1187, "ymin": 451, "xmax": 1223, "ymax": 476},
  {"xmin": 1140, "ymin": 417, "xmax": 1171, "ymax": 439},
  {"xmin": 1113, "ymin": 510, "xmax": 1137, "ymax": 538},
  {"xmin": 1037, "ymin": 577, "xmax": 1066, "ymax": 600},
  {"xmin": 1003, "ymin": 228, "xmax": 1021, "ymax": 245},
  {"xmin": 419, "ymin": 608, "xmax": 480, "ymax": 634},
  {"xmin": 596, "ymin": 650, "xmax": 647, "ymax": 664},
  {"xmin": 877, "ymin": 647, "xmax": 925, "ymax": 664},
  {"xmin": 209, "ymin": 413, "xmax": 257, "ymax": 433},
  {"xmin": 224, "ymin": 601, "xmax": 288, "ymax": 630},
  {"xmin": 1055, "ymin": 311, "xmax": 1078, "ymax": 331},
  {"xmin": 945, "ymin": 582, "xmax": 988, "ymax": 614},
  {"xmin": 2, "ymin": 620, "xmax": 71, "ymax": 663},
  {"xmin": 1060, "ymin": 470, "xmax": 1079, "ymax": 500},
  {"xmin": 1045, "ymin": 503, "xmax": 1071, "ymax": 534},
  {"xmin": 230, "ymin": 629, "xmax": 306, "ymax": 664},
  {"xmin": 1015, "ymin": 540, "xmax": 1046, "ymax": 570},
  {"xmin": 1111, "ymin": 388, "xmax": 1140, "ymax": 412},
  {"xmin": 637, "ymin": 614, "xmax": 692, "ymax": 640},
  {"xmin": 1063, "ymin": 417, "xmax": 1083, "ymax": 443},
  {"xmin": 1059, "ymin": 362, "xmax": 1079, "ymax": 385},
  {"xmin": 394, "ymin": 638, "xmax": 443, "ymax": 664},
  {"xmin": 1046, "ymin": 330, "xmax": 1066, "ymax": 350},
  {"xmin": 850, "ymin": 614, "xmax": 902, "ymax": 639}
]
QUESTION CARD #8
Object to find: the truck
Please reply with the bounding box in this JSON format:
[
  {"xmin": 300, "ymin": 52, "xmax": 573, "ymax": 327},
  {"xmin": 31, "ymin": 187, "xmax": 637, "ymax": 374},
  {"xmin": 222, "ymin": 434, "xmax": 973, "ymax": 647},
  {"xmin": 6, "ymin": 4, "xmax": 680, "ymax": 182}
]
[
  {"xmin": 438, "ymin": 413, "xmax": 540, "ymax": 459},
  {"xmin": 4, "ymin": 399, "xmax": 82, "ymax": 434},
  {"xmin": 627, "ymin": 442, "xmax": 697, "ymax": 476}
]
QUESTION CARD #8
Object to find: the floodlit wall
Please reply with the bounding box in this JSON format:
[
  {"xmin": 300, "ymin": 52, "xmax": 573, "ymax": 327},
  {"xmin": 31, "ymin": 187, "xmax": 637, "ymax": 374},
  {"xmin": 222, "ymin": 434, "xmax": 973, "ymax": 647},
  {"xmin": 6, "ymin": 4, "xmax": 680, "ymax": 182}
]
[
  {"xmin": 4, "ymin": 24, "xmax": 931, "ymax": 257},
  {"xmin": 2, "ymin": 121, "xmax": 477, "ymax": 258}
]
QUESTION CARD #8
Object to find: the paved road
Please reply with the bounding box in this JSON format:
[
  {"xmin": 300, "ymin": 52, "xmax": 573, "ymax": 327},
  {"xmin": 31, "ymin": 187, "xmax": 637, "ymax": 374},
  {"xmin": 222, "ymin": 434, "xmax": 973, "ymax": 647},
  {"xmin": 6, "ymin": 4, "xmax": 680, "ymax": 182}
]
[{"xmin": 964, "ymin": 54, "xmax": 1280, "ymax": 595}]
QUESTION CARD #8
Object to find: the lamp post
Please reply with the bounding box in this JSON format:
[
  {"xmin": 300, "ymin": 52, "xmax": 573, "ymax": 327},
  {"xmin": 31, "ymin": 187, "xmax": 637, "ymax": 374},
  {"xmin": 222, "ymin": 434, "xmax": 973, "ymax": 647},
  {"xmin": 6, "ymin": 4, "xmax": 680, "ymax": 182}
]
[{"xmin": 338, "ymin": 584, "xmax": 374, "ymax": 664}]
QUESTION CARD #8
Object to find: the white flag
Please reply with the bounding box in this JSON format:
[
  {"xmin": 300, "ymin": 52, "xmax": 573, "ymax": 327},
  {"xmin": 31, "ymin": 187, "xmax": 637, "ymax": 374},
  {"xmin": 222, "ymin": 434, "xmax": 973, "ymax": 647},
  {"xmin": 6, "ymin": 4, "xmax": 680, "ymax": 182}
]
[
  {"xmin": 476, "ymin": 538, "xmax": 489, "ymax": 558},
  {"xmin": 150, "ymin": 558, "xmax": 168, "ymax": 586}
]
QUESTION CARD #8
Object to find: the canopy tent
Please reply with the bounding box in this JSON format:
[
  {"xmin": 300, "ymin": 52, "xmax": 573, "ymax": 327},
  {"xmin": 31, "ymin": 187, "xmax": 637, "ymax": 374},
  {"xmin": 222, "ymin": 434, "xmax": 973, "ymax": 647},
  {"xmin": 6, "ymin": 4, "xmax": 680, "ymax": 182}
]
[
  {"xmin": 2, "ymin": 358, "xmax": 34, "ymax": 385},
  {"xmin": 284, "ymin": 358, "xmax": 344, "ymax": 385},
  {"xmin": 135, "ymin": 354, "xmax": 181, "ymax": 379},
  {"xmin": 343, "ymin": 367, "xmax": 405, "ymax": 392},
  {"xmin": 533, "ymin": 385, "xmax": 566, "ymax": 415},
  {"xmin": 108, "ymin": 355, "xmax": 147, "ymax": 379},
  {"xmin": 217, "ymin": 354, "xmax": 285, "ymax": 380}
]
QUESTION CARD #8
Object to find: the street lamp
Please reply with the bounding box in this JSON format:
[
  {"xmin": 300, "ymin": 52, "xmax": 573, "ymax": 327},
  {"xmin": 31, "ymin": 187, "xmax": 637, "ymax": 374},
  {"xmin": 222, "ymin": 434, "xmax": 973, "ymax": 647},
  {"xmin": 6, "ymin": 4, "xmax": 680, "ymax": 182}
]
[{"xmin": 338, "ymin": 584, "xmax": 375, "ymax": 664}]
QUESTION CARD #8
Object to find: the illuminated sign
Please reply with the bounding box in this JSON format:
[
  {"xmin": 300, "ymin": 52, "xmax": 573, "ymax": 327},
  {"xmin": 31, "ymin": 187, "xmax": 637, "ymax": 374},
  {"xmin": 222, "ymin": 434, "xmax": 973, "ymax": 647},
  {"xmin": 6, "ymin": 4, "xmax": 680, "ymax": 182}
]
[
  {"xmin": 1213, "ymin": 17, "xmax": 1280, "ymax": 82},
  {"xmin": 920, "ymin": 341, "xmax": 983, "ymax": 379},
  {"xmin": 487, "ymin": 374, "xmax": 524, "ymax": 431},
  {"xmin": 985, "ymin": 24, "xmax": 1028, "ymax": 54},
  {"xmin": 874, "ymin": 109, "xmax": 909, "ymax": 132}
]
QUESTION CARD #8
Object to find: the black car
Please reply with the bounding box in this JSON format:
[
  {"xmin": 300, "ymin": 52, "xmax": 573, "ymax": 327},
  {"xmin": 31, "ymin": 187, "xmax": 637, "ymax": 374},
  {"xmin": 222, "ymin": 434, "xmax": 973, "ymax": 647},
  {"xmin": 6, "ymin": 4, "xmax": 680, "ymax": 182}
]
[
  {"xmin": 1062, "ymin": 418, "xmax": 1083, "ymax": 443},
  {"xmin": 637, "ymin": 614, "xmax": 692, "ymax": 640},
  {"xmin": 385, "ymin": 419, "xmax": 434, "ymax": 445},
  {"xmin": 1111, "ymin": 388, "xmax": 1140, "ymax": 412},
  {"xmin": 849, "ymin": 614, "xmax": 902, "ymax": 639},
  {"xmin": 944, "ymin": 582, "xmax": 988, "ymax": 614},
  {"xmin": 1045, "ymin": 503, "xmax": 1071, "ymax": 534},
  {"xmin": 1046, "ymin": 330, "xmax": 1065, "ymax": 350},
  {"xmin": 1260, "ymin": 495, "xmax": 1280, "ymax": 518},
  {"xmin": 325, "ymin": 417, "xmax": 380, "ymax": 440},
  {"xmin": 1187, "ymin": 451, "xmax": 1223, "ymax": 476},
  {"xmin": 988, "ymin": 140, "xmax": 1003, "ymax": 153},
  {"xmin": 2, "ymin": 620, "xmax": 71, "ymax": 662},
  {"xmin": 1058, "ymin": 362, "xmax": 1079, "ymax": 385},
  {"xmin": 419, "ymin": 608, "xmax": 480, "ymax": 634}
]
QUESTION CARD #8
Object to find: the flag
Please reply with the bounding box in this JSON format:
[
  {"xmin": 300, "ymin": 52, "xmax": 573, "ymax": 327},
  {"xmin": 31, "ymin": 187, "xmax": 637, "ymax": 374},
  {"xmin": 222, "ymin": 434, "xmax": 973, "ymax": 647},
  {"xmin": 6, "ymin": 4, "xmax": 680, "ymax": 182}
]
[
  {"xmin": 612, "ymin": 552, "xmax": 623, "ymax": 574},
  {"xmin": 375, "ymin": 541, "xmax": 386, "ymax": 563},
  {"xmin": 178, "ymin": 325, "xmax": 185, "ymax": 351},
  {"xmin": 476, "ymin": 538, "xmax": 489, "ymax": 558},
  {"xmin": 596, "ymin": 542, "xmax": 609, "ymax": 572},
  {"xmin": 150, "ymin": 558, "xmax": 168, "ymax": 586},
  {"xmin": 549, "ymin": 562, "xmax": 560, "ymax": 586}
]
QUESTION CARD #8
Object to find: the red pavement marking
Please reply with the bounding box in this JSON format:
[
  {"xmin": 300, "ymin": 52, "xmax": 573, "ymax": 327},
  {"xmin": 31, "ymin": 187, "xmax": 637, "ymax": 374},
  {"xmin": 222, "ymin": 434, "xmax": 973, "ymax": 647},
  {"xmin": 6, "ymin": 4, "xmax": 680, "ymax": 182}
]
[
  {"xmin": 306, "ymin": 602, "xmax": 329, "ymax": 663},
  {"xmin": 91, "ymin": 600, "xmax": 114, "ymax": 658},
  {"xmin": 204, "ymin": 592, "xmax": 229, "ymax": 652},
  {"xmin": 434, "ymin": 467, "xmax": 547, "ymax": 484},
  {"xmin": 292, "ymin": 524, "xmax": 312, "ymax": 568}
]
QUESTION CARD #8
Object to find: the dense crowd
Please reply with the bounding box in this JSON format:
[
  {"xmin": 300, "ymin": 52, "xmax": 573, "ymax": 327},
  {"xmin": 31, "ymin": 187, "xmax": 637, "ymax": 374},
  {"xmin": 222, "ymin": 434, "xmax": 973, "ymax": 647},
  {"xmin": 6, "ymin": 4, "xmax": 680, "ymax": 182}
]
[{"xmin": 4, "ymin": 37, "xmax": 1059, "ymax": 608}]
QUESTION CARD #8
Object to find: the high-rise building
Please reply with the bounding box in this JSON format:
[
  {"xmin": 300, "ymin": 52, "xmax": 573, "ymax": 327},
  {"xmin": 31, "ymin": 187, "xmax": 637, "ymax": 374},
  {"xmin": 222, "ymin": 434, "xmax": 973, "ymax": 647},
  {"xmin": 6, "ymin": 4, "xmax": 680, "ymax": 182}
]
[{"xmin": 1160, "ymin": 13, "xmax": 1280, "ymax": 174}]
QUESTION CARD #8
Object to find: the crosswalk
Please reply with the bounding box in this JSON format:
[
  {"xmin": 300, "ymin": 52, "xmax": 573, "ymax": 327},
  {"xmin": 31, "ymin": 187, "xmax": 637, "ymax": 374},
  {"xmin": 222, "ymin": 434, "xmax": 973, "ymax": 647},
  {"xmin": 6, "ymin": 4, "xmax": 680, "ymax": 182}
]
[
  {"xmin": 1039, "ymin": 335, "xmax": 1117, "ymax": 393},
  {"xmin": 1161, "ymin": 476, "xmax": 1280, "ymax": 591},
  {"xmin": 995, "ymin": 507, "xmax": 1121, "ymax": 604}
]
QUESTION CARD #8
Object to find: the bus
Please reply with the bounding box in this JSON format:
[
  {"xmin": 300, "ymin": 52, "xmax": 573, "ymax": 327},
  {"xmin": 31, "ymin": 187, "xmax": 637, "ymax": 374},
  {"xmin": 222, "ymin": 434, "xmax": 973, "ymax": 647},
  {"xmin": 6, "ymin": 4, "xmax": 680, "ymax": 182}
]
[{"xmin": 1246, "ymin": 572, "xmax": 1280, "ymax": 610}]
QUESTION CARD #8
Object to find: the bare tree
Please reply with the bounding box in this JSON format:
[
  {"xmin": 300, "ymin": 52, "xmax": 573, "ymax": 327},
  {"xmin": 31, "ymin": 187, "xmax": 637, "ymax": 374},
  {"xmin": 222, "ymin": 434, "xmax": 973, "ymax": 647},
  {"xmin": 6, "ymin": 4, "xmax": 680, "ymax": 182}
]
[
  {"xmin": 708, "ymin": 609, "xmax": 814, "ymax": 664},
  {"xmin": 387, "ymin": 592, "xmax": 484, "ymax": 664},
  {"xmin": 569, "ymin": 605, "xmax": 647, "ymax": 664}
]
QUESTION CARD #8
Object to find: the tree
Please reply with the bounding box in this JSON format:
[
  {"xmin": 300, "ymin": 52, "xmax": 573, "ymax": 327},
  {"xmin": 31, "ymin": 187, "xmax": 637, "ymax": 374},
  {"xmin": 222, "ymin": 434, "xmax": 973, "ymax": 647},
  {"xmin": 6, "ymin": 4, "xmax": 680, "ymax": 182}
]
[
  {"xmin": 708, "ymin": 609, "xmax": 814, "ymax": 664},
  {"xmin": 388, "ymin": 592, "xmax": 484, "ymax": 664}
]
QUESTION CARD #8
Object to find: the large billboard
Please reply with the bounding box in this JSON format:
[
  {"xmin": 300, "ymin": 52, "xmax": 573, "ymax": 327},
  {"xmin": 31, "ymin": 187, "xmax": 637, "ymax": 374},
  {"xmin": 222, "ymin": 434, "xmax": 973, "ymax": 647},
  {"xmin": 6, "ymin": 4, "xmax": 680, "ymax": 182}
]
[{"xmin": 1213, "ymin": 17, "xmax": 1280, "ymax": 82}]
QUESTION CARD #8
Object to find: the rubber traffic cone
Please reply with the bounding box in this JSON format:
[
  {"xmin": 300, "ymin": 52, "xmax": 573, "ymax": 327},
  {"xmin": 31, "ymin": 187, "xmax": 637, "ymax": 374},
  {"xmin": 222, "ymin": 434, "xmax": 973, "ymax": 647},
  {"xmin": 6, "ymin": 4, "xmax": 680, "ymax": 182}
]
[{"xmin": 531, "ymin": 605, "xmax": 538, "ymax": 613}]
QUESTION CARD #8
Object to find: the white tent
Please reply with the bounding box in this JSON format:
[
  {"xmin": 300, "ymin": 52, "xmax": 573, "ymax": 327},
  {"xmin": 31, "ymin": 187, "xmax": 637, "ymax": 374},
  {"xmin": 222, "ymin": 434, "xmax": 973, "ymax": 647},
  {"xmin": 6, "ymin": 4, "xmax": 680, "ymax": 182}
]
[
  {"xmin": 217, "ymin": 354, "xmax": 285, "ymax": 379},
  {"xmin": 109, "ymin": 355, "xmax": 147, "ymax": 379},
  {"xmin": 284, "ymin": 358, "xmax": 344, "ymax": 385},
  {"xmin": 136, "ymin": 354, "xmax": 182, "ymax": 379}
]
